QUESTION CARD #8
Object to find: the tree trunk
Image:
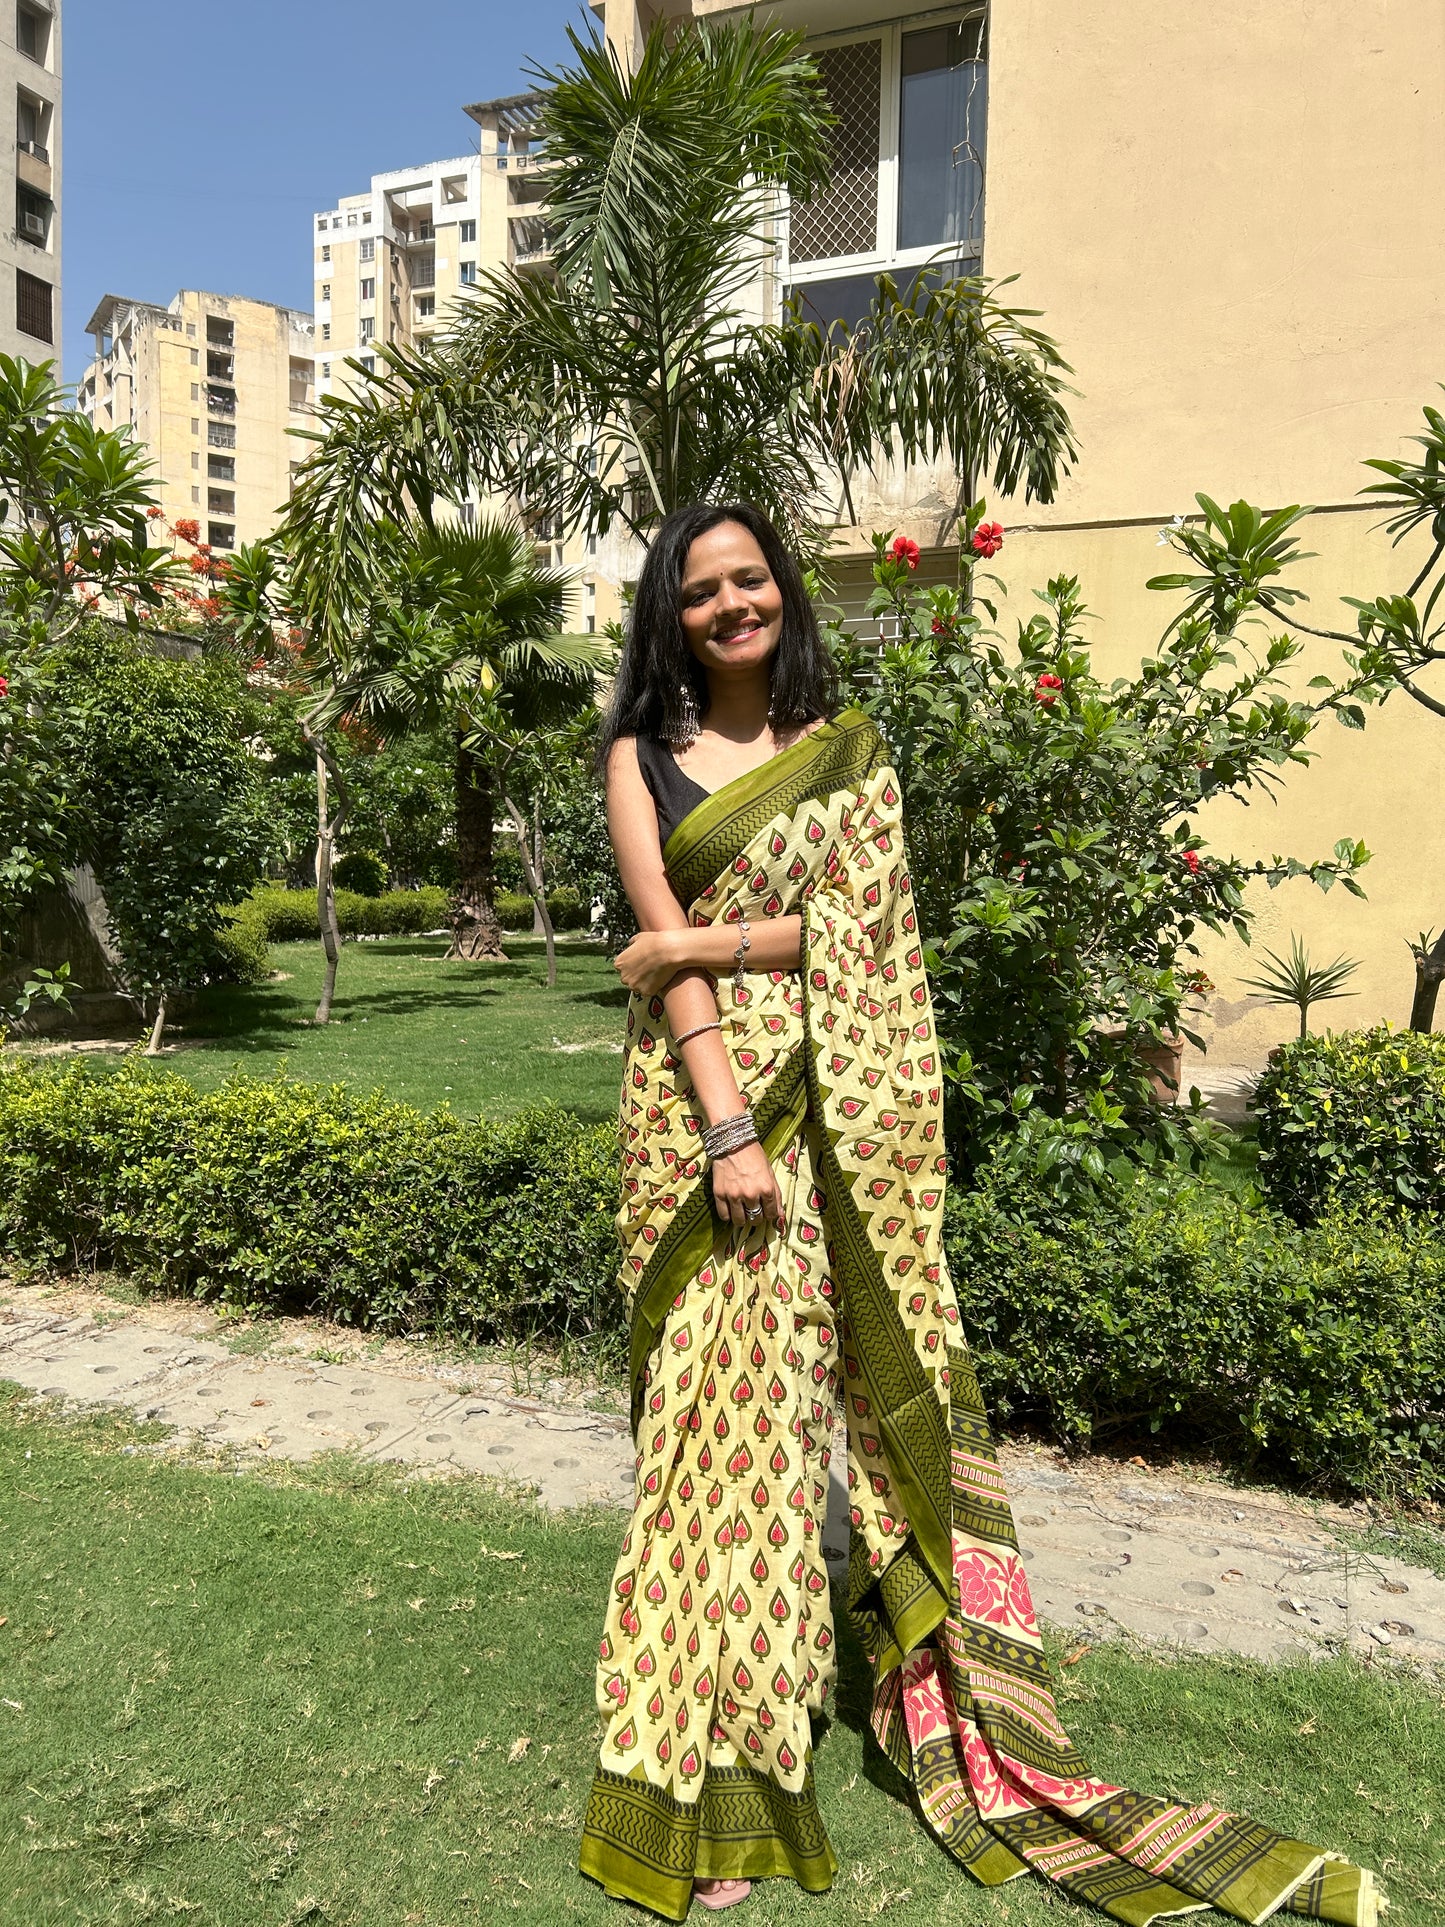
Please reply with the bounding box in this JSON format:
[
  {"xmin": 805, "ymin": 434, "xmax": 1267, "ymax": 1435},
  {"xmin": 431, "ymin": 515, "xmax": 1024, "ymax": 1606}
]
[
  {"xmin": 303, "ymin": 721, "xmax": 350, "ymax": 1025},
  {"xmin": 1410, "ymin": 927, "xmax": 1445, "ymax": 1033},
  {"xmin": 450, "ymin": 731, "xmax": 505, "ymax": 961},
  {"xmin": 144, "ymin": 989, "xmax": 167, "ymax": 1057},
  {"xmin": 505, "ymin": 793, "xmax": 556, "ymax": 987},
  {"xmin": 531, "ymin": 797, "xmax": 546, "ymax": 937}
]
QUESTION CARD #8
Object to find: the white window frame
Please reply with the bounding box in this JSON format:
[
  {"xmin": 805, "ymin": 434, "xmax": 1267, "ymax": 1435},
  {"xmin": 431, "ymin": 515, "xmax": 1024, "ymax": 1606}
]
[{"xmin": 783, "ymin": 8, "xmax": 986, "ymax": 296}]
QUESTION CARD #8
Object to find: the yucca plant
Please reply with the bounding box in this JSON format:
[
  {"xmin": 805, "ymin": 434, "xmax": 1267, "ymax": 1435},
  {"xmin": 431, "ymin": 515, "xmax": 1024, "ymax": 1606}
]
[{"xmin": 1239, "ymin": 934, "xmax": 1360, "ymax": 1041}]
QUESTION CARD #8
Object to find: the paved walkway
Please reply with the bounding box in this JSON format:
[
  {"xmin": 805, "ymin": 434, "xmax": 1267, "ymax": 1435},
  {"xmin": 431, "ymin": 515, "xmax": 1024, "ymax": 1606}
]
[{"xmin": 4, "ymin": 1278, "xmax": 1442, "ymax": 1675}]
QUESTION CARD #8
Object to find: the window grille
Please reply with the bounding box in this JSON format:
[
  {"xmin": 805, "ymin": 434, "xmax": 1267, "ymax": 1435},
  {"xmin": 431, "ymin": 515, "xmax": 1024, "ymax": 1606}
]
[
  {"xmin": 790, "ymin": 40, "xmax": 883, "ymax": 263},
  {"xmin": 16, "ymin": 267, "xmax": 51, "ymax": 342}
]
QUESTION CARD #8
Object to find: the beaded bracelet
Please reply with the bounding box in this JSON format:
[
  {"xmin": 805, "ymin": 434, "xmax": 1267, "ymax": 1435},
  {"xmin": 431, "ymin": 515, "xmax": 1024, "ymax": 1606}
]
[
  {"xmin": 731, "ymin": 918, "xmax": 752, "ymax": 996},
  {"xmin": 702, "ymin": 1109, "xmax": 758, "ymax": 1161},
  {"xmin": 672, "ymin": 1019, "xmax": 722, "ymax": 1050}
]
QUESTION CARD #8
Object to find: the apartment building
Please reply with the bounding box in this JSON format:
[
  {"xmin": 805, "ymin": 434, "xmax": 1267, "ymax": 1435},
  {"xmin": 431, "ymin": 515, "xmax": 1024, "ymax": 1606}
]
[
  {"xmin": 1, "ymin": 0, "xmax": 59, "ymax": 362},
  {"xmin": 77, "ymin": 290, "xmax": 315, "ymax": 551},
  {"xmin": 590, "ymin": 0, "xmax": 1445, "ymax": 1058},
  {"xmin": 314, "ymin": 100, "xmax": 610, "ymax": 635}
]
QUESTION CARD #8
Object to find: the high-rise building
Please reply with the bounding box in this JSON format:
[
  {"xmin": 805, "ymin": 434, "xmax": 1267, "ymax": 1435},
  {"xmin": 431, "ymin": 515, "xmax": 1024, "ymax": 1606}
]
[
  {"xmin": 314, "ymin": 101, "xmax": 611, "ymax": 636},
  {"xmin": 76, "ymin": 290, "xmax": 315, "ymax": 551},
  {"xmin": 3, "ymin": 0, "xmax": 60, "ymax": 363}
]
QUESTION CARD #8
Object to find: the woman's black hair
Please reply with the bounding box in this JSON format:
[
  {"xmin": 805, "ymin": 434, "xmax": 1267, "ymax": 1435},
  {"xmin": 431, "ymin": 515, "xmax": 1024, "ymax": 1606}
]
[{"xmin": 596, "ymin": 501, "xmax": 839, "ymax": 772}]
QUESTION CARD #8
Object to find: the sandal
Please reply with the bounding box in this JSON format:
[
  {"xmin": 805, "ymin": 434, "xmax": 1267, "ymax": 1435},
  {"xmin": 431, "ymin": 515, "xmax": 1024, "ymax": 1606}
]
[{"xmin": 692, "ymin": 1878, "xmax": 752, "ymax": 1912}]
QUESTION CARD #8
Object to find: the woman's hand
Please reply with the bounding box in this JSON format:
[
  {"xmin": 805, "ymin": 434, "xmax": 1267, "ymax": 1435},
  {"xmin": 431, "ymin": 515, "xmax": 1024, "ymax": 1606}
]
[
  {"xmin": 710, "ymin": 1138, "xmax": 785, "ymax": 1234},
  {"xmin": 613, "ymin": 929, "xmax": 689, "ymax": 998}
]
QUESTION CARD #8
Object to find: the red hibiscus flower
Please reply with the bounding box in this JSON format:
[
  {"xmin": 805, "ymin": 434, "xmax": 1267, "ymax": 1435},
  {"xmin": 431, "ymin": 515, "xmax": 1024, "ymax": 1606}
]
[
  {"xmin": 931, "ymin": 615, "xmax": 954, "ymax": 638},
  {"xmin": 972, "ymin": 520, "xmax": 1004, "ymax": 558},
  {"xmin": 1183, "ymin": 850, "xmax": 1201, "ymax": 875},
  {"xmin": 0, "ymin": 675, "xmax": 9, "ymax": 698},
  {"xmin": 889, "ymin": 535, "xmax": 921, "ymax": 570},
  {"xmin": 1034, "ymin": 673, "xmax": 1063, "ymax": 706}
]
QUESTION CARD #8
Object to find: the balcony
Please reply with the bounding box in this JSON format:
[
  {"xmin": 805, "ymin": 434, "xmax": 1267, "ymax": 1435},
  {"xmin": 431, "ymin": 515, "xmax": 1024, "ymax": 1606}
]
[
  {"xmin": 409, "ymin": 253, "xmax": 436, "ymax": 289},
  {"xmin": 16, "ymin": 144, "xmax": 51, "ymax": 194},
  {"xmin": 207, "ymin": 421, "xmax": 236, "ymax": 449},
  {"xmin": 206, "ymin": 351, "xmax": 233, "ymax": 380},
  {"xmin": 510, "ymin": 216, "xmax": 557, "ymax": 273},
  {"xmin": 206, "ymin": 385, "xmax": 237, "ymax": 416}
]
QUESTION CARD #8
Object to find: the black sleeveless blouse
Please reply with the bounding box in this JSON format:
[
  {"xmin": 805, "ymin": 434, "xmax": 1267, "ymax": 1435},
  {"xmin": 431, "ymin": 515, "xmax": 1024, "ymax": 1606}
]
[{"xmin": 635, "ymin": 735, "xmax": 710, "ymax": 847}]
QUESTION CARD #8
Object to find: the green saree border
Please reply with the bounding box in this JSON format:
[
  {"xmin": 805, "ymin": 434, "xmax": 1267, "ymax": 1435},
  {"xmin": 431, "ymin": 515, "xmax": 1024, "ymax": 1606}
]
[
  {"xmin": 580, "ymin": 1760, "xmax": 837, "ymax": 1922},
  {"xmin": 628, "ymin": 1049, "xmax": 809, "ymax": 1431},
  {"xmin": 663, "ymin": 707, "xmax": 883, "ymax": 908}
]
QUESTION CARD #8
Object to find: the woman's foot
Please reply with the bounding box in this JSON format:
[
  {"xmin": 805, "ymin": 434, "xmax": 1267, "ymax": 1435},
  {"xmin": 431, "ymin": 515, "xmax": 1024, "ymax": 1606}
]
[{"xmin": 693, "ymin": 1878, "xmax": 752, "ymax": 1911}]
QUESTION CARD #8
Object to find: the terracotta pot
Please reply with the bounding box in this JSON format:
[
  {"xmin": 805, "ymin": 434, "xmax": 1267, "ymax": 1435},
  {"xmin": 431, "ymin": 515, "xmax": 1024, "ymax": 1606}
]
[{"xmin": 1098, "ymin": 1026, "xmax": 1185, "ymax": 1104}]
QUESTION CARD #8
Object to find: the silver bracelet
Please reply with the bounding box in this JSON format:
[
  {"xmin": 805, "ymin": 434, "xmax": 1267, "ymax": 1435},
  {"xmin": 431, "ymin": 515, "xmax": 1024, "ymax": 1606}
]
[
  {"xmin": 702, "ymin": 1109, "xmax": 758, "ymax": 1161},
  {"xmin": 672, "ymin": 1019, "xmax": 722, "ymax": 1050},
  {"xmin": 731, "ymin": 918, "xmax": 752, "ymax": 996}
]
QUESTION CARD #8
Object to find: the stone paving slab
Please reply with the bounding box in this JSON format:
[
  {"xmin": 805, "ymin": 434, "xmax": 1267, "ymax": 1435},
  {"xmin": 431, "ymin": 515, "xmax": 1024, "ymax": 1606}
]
[{"xmin": 4, "ymin": 1282, "xmax": 1444, "ymax": 1673}]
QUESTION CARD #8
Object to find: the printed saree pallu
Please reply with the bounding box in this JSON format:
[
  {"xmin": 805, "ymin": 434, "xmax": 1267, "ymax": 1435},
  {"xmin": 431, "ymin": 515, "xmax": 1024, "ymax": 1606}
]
[{"xmin": 579, "ymin": 709, "xmax": 1379, "ymax": 1927}]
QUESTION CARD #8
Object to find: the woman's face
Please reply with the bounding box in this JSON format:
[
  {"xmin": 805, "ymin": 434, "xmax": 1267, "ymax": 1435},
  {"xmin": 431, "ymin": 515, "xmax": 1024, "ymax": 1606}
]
[{"xmin": 677, "ymin": 521, "xmax": 785, "ymax": 685}]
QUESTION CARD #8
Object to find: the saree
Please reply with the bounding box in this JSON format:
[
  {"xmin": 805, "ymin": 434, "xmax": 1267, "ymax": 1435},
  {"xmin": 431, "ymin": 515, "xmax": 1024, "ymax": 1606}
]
[{"xmin": 579, "ymin": 708, "xmax": 1378, "ymax": 1926}]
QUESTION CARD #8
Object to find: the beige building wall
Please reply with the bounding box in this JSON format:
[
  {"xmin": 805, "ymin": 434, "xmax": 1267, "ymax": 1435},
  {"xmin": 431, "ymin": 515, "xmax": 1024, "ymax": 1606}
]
[
  {"xmin": 77, "ymin": 290, "xmax": 315, "ymax": 551},
  {"xmin": 595, "ymin": 0, "xmax": 1445, "ymax": 1059},
  {"xmin": 315, "ymin": 102, "xmax": 619, "ymax": 638},
  {"xmin": 0, "ymin": 0, "xmax": 60, "ymax": 364}
]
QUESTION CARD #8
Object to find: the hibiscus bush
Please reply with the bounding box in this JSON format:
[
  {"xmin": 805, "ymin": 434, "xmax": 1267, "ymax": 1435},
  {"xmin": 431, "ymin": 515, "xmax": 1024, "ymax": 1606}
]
[{"xmin": 832, "ymin": 503, "xmax": 1376, "ymax": 1186}]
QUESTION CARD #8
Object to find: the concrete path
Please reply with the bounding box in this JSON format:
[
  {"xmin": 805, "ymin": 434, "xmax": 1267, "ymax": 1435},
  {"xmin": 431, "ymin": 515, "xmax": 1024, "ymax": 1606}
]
[{"xmin": 4, "ymin": 1278, "xmax": 1443, "ymax": 1675}]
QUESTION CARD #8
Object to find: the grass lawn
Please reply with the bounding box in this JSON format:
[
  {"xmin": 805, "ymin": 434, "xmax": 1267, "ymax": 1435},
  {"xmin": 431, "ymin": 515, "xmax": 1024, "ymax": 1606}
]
[
  {"xmin": 105, "ymin": 938, "xmax": 626, "ymax": 1124},
  {"xmin": 2, "ymin": 1389, "xmax": 1440, "ymax": 1927}
]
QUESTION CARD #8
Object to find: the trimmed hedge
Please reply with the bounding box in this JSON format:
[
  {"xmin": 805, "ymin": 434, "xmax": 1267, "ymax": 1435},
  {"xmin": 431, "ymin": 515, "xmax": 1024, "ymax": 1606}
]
[
  {"xmin": 949, "ymin": 1163, "xmax": 1445, "ymax": 1502},
  {"xmin": 1253, "ymin": 1025, "xmax": 1445, "ymax": 1222},
  {"xmin": 0, "ymin": 1062, "xmax": 619, "ymax": 1354},
  {"xmin": 2, "ymin": 1060, "xmax": 1440, "ymax": 1499},
  {"xmin": 240, "ymin": 884, "xmax": 591, "ymax": 949}
]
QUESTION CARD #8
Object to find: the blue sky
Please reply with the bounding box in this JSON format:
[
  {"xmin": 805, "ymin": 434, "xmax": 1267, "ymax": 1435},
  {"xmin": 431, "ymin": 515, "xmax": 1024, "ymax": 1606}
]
[{"xmin": 61, "ymin": 0, "xmax": 595, "ymax": 378}]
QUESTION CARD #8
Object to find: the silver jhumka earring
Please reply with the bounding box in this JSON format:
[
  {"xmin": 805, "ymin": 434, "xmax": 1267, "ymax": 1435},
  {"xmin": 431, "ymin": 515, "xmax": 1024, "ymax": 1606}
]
[{"xmin": 670, "ymin": 679, "xmax": 701, "ymax": 752}]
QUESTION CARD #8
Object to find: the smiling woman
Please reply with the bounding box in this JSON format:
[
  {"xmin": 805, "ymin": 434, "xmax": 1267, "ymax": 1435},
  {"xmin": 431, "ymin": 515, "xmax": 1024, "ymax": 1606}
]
[{"xmin": 577, "ymin": 501, "xmax": 1383, "ymax": 1926}]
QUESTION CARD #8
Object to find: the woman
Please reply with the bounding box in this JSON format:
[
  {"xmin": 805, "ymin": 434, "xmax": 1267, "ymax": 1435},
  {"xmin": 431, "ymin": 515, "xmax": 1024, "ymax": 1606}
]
[{"xmin": 578, "ymin": 502, "xmax": 1378, "ymax": 1924}]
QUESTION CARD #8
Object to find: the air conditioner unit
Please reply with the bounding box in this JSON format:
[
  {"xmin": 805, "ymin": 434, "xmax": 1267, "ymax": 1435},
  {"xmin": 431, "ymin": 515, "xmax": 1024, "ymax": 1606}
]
[{"xmin": 21, "ymin": 211, "xmax": 45, "ymax": 239}]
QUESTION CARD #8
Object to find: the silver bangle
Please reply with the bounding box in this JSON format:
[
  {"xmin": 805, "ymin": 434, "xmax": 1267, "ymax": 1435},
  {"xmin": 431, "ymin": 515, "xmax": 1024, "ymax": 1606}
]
[
  {"xmin": 703, "ymin": 1109, "xmax": 758, "ymax": 1161},
  {"xmin": 672, "ymin": 1020, "xmax": 722, "ymax": 1050}
]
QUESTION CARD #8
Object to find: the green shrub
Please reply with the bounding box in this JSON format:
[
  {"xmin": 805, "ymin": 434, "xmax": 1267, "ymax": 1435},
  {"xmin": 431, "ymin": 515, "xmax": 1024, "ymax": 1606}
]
[
  {"xmin": 334, "ymin": 849, "xmax": 389, "ymax": 897},
  {"xmin": 947, "ymin": 1161, "xmax": 1445, "ymax": 1502},
  {"xmin": 1252, "ymin": 1026, "xmax": 1445, "ymax": 1222},
  {"xmin": 0, "ymin": 1062, "xmax": 621, "ymax": 1355},
  {"xmin": 495, "ymin": 885, "xmax": 592, "ymax": 932},
  {"xmin": 243, "ymin": 886, "xmax": 449, "ymax": 943},
  {"xmin": 209, "ymin": 902, "xmax": 270, "ymax": 985}
]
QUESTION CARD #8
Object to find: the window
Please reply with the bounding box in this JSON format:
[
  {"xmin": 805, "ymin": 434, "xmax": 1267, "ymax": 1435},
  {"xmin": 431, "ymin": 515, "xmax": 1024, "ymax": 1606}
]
[
  {"xmin": 189, "ymin": 347, "xmax": 199, "ymax": 365},
  {"xmin": 191, "ymin": 417, "xmax": 200, "ymax": 435},
  {"xmin": 359, "ymin": 316, "xmax": 374, "ymax": 342},
  {"xmin": 317, "ymin": 216, "xmax": 328, "ymax": 232},
  {"xmin": 898, "ymin": 23, "xmax": 987, "ymax": 252},
  {"xmin": 207, "ymin": 421, "xmax": 235, "ymax": 448},
  {"xmin": 15, "ymin": 266, "xmax": 50, "ymax": 341},
  {"xmin": 360, "ymin": 236, "xmax": 374, "ymax": 263},
  {"xmin": 17, "ymin": 91, "xmax": 47, "ymax": 157},
  {"xmin": 321, "ymin": 361, "xmax": 330, "ymax": 380},
  {"xmin": 186, "ymin": 322, "xmax": 196, "ymax": 336},
  {"xmin": 321, "ymin": 244, "xmax": 331, "ymax": 263},
  {"xmin": 191, "ymin": 486, "xmax": 200, "ymax": 503},
  {"xmin": 459, "ymin": 261, "xmax": 477, "ymax": 285},
  {"xmin": 415, "ymin": 294, "xmax": 435, "ymax": 318},
  {"xmin": 359, "ymin": 277, "xmax": 375, "ymax": 301},
  {"xmin": 362, "ymin": 210, "xmax": 372, "ymax": 224},
  {"xmin": 16, "ymin": 4, "xmax": 49, "ymax": 64},
  {"xmin": 208, "ymin": 455, "xmax": 235, "ymax": 481},
  {"xmin": 208, "ymin": 522, "xmax": 236, "ymax": 551},
  {"xmin": 16, "ymin": 183, "xmax": 49, "ymax": 245},
  {"xmin": 331, "ymin": 217, "xmax": 340, "ymax": 230},
  {"xmin": 191, "ymin": 383, "xmax": 200, "ymax": 401},
  {"xmin": 346, "ymin": 212, "xmax": 357, "ymax": 226},
  {"xmin": 411, "ymin": 255, "xmax": 435, "ymax": 288},
  {"xmin": 320, "ymin": 282, "xmax": 331, "ymax": 302},
  {"xmin": 191, "ymin": 451, "xmax": 199, "ymax": 469},
  {"xmin": 360, "ymin": 354, "xmax": 375, "ymax": 372},
  {"xmin": 321, "ymin": 322, "xmax": 331, "ymax": 342},
  {"xmin": 207, "ymin": 489, "xmax": 235, "ymax": 515},
  {"xmin": 459, "ymin": 219, "xmax": 476, "ymax": 244}
]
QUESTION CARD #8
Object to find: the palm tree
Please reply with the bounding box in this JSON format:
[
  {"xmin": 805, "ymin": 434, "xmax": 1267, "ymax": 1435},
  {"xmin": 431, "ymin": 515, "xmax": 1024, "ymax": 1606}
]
[
  {"xmin": 316, "ymin": 517, "xmax": 610, "ymax": 962},
  {"xmin": 283, "ymin": 18, "xmax": 1077, "ymax": 574}
]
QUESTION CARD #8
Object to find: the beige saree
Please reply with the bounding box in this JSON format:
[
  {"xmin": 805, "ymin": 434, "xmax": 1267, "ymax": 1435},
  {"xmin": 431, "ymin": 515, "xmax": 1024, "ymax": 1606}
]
[{"xmin": 579, "ymin": 709, "xmax": 1378, "ymax": 1926}]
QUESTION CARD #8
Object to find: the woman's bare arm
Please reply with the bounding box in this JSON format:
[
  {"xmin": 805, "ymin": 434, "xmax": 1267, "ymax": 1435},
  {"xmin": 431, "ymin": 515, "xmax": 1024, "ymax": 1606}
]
[{"xmin": 607, "ymin": 738, "xmax": 784, "ymax": 1230}]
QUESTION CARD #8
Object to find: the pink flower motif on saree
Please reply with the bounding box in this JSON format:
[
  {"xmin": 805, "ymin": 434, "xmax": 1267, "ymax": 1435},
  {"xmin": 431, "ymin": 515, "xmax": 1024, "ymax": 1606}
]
[{"xmin": 953, "ymin": 1546, "xmax": 1012, "ymax": 1625}]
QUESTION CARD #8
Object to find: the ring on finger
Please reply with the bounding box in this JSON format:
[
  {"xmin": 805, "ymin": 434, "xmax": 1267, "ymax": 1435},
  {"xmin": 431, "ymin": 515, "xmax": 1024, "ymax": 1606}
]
[{"xmin": 746, "ymin": 1205, "xmax": 763, "ymax": 1220}]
